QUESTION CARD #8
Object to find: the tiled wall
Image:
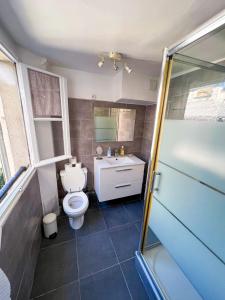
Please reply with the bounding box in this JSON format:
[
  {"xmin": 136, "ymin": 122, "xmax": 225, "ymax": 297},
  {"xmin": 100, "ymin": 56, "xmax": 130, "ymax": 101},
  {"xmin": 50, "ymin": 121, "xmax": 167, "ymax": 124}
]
[
  {"xmin": 56, "ymin": 99, "xmax": 156, "ymax": 198},
  {"xmin": 166, "ymin": 64, "xmax": 225, "ymax": 120},
  {"xmin": 0, "ymin": 172, "xmax": 42, "ymax": 300},
  {"xmin": 141, "ymin": 105, "xmax": 156, "ymax": 161}
]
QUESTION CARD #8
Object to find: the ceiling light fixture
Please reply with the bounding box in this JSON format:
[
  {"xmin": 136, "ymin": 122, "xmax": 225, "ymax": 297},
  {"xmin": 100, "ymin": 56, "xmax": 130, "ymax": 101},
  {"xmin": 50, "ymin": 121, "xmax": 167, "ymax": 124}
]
[{"xmin": 97, "ymin": 51, "xmax": 133, "ymax": 74}]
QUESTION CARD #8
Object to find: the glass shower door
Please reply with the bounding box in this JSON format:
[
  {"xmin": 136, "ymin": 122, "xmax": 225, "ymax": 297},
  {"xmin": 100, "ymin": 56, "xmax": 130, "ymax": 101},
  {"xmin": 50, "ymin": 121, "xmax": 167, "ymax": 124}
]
[{"xmin": 143, "ymin": 54, "xmax": 225, "ymax": 300}]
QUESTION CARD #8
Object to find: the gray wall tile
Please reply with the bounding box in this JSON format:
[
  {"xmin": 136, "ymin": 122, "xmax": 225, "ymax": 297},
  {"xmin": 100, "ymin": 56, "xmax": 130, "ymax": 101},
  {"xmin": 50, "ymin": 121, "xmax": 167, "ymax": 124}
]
[{"xmin": 0, "ymin": 172, "xmax": 42, "ymax": 300}]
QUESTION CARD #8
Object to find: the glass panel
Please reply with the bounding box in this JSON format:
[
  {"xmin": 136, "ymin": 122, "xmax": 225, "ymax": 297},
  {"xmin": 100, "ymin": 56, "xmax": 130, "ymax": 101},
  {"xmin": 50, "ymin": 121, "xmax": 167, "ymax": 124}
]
[
  {"xmin": 178, "ymin": 24, "xmax": 225, "ymax": 65},
  {"xmin": 166, "ymin": 54, "xmax": 225, "ymax": 121},
  {"xmin": 28, "ymin": 69, "xmax": 61, "ymax": 118},
  {"xmin": 94, "ymin": 107, "xmax": 136, "ymax": 142},
  {"xmin": 143, "ymin": 54, "xmax": 225, "ymax": 300},
  {"xmin": 34, "ymin": 121, "xmax": 64, "ymax": 160}
]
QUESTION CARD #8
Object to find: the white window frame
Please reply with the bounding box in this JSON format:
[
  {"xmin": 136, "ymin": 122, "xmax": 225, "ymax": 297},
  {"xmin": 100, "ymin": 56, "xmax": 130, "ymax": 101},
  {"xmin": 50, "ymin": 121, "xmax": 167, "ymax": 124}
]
[
  {"xmin": 0, "ymin": 123, "xmax": 11, "ymax": 182},
  {"xmin": 0, "ymin": 43, "xmax": 71, "ymax": 245},
  {"xmin": 16, "ymin": 63, "xmax": 71, "ymax": 167},
  {"xmin": 0, "ymin": 45, "xmax": 35, "ymax": 226}
]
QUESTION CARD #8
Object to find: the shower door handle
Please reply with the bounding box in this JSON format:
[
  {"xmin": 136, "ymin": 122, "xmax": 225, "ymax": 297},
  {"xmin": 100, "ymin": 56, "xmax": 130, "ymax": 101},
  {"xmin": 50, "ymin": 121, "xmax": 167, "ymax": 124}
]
[{"xmin": 150, "ymin": 171, "xmax": 161, "ymax": 192}]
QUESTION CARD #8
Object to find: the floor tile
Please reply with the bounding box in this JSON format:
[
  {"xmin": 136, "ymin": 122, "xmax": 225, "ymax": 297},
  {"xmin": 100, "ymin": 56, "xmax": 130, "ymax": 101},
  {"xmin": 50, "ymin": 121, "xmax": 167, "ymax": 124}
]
[
  {"xmin": 80, "ymin": 265, "xmax": 131, "ymax": 300},
  {"xmin": 123, "ymin": 199, "xmax": 144, "ymax": 222},
  {"xmin": 76, "ymin": 209, "xmax": 106, "ymax": 237},
  {"xmin": 135, "ymin": 221, "xmax": 142, "ymax": 232},
  {"xmin": 102, "ymin": 205, "xmax": 130, "ymax": 228},
  {"xmin": 41, "ymin": 216, "xmax": 75, "ymax": 248},
  {"xmin": 33, "ymin": 281, "xmax": 80, "ymax": 300},
  {"xmin": 98, "ymin": 198, "xmax": 124, "ymax": 208},
  {"xmin": 77, "ymin": 231, "xmax": 117, "ymax": 278},
  {"xmin": 31, "ymin": 240, "xmax": 78, "ymax": 297},
  {"xmin": 109, "ymin": 224, "xmax": 140, "ymax": 262},
  {"xmin": 121, "ymin": 258, "xmax": 149, "ymax": 300},
  {"xmin": 87, "ymin": 192, "xmax": 99, "ymax": 210},
  {"xmin": 123, "ymin": 195, "xmax": 143, "ymax": 203}
]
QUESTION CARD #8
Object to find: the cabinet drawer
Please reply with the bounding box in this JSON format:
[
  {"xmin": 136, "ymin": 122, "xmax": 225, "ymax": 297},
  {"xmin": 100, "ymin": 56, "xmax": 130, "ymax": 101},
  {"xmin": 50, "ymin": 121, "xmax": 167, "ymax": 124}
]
[
  {"xmin": 99, "ymin": 179, "xmax": 143, "ymax": 201},
  {"xmin": 100, "ymin": 164, "xmax": 144, "ymax": 186}
]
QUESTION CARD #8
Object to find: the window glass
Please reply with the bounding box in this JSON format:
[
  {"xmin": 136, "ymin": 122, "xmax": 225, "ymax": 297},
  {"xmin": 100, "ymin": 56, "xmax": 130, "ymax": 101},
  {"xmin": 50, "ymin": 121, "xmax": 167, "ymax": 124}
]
[
  {"xmin": 34, "ymin": 120, "xmax": 64, "ymax": 160},
  {"xmin": 0, "ymin": 51, "xmax": 30, "ymax": 193}
]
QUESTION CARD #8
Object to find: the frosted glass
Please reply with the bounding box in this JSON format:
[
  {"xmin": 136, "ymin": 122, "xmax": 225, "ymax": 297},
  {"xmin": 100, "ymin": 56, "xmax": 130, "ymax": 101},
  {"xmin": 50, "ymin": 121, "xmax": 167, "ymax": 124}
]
[
  {"xmin": 149, "ymin": 199, "xmax": 225, "ymax": 300},
  {"xmin": 154, "ymin": 162, "xmax": 225, "ymax": 262},
  {"xmin": 95, "ymin": 128, "xmax": 117, "ymax": 142},
  {"xmin": 145, "ymin": 245, "xmax": 202, "ymax": 300},
  {"xmin": 95, "ymin": 116, "xmax": 117, "ymax": 129},
  {"xmin": 159, "ymin": 120, "xmax": 225, "ymax": 194}
]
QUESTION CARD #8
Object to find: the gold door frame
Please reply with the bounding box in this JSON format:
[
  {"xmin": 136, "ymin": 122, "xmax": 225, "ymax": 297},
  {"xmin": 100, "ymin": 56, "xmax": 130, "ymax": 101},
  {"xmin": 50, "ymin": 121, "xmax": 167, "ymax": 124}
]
[{"xmin": 140, "ymin": 49, "xmax": 172, "ymax": 251}]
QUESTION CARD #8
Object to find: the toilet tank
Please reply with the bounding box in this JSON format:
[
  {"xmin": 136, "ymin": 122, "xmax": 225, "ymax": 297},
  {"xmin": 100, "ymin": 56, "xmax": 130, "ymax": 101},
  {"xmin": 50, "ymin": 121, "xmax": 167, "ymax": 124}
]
[{"xmin": 60, "ymin": 164, "xmax": 88, "ymax": 192}]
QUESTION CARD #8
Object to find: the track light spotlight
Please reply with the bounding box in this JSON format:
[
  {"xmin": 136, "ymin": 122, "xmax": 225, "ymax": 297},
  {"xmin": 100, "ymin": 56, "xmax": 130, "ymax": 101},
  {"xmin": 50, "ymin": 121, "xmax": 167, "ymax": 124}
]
[
  {"xmin": 97, "ymin": 57, "xmax": 104, "ymax": 68},
  {"xmin": 113, "ymin": 60, "xmax": 119, "ymax": 71},
  {"xmin": 124, "ymin": 63, "xmax": 132, "ymax": 74}
]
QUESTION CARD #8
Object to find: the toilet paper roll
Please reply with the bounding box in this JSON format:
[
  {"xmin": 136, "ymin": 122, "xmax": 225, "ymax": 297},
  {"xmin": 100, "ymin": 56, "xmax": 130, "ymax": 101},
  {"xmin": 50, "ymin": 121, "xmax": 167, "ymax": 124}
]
[
  {"xmin": 70, "ymin": 157, "xmax": 77, "ymax": 165},
  {"xmin": 65, "ymin": 163, "xmax": 72, "ymax": 171},
  {"xmin": 76, "ymin": 162, "xmax": 82, "ymax": 168}
]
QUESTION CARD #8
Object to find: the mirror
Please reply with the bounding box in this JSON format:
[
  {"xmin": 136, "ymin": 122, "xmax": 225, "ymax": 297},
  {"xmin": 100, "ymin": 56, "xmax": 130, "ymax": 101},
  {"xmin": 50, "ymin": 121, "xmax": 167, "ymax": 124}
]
[{"xmin": 94, "ymin": 107, "xmax": 136, "ymax": 142}]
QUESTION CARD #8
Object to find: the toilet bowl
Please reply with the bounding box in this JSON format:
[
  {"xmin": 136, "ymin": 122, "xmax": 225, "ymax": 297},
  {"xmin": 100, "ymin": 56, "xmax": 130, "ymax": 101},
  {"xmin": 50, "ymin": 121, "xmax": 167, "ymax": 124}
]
[
  {"xmin": 63, "ymin": 191, "xmax": 88, "ymax": 229},
  {"xmin": 60, "ymin": 163, "xmax": 89, "ymax": 230}
]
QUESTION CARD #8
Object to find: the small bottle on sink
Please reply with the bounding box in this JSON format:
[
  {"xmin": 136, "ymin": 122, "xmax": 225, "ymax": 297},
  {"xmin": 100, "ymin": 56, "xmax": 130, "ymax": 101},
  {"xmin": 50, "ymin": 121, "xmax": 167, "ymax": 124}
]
[
  {"xmin": 119, "ymin": 145, "xmax": 125, "ymax": 156},
  {"xmin": 107, "ymin": 146, "xmax": 112, "ymax": 157}
]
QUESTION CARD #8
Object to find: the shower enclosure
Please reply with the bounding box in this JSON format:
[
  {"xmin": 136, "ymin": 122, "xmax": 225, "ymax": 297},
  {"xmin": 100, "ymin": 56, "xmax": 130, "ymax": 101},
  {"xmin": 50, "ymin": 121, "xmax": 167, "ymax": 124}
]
[{"xmin": 137, "ymin": 12, "xmax": 225, "ymax": 300}]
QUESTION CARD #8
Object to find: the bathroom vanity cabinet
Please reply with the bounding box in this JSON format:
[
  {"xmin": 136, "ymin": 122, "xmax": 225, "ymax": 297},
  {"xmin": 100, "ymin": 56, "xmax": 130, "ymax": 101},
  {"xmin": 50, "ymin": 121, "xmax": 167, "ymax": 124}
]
[{"xmin": 94, "ymin": 155, "xmax": 145, "ymax": 202}]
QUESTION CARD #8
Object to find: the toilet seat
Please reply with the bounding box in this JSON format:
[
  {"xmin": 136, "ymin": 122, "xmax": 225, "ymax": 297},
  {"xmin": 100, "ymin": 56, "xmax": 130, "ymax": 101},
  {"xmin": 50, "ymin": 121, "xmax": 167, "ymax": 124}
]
[{"xmin": 63, "ymin": 191, "xmax": 88, "ymax": 216}]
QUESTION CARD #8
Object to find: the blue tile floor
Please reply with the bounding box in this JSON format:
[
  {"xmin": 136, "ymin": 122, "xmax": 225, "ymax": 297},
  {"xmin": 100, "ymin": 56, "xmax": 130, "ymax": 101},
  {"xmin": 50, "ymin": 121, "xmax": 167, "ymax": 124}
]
[{"xmin": 31, "ymin": 193, "xmax": 150, "ymax": 300}]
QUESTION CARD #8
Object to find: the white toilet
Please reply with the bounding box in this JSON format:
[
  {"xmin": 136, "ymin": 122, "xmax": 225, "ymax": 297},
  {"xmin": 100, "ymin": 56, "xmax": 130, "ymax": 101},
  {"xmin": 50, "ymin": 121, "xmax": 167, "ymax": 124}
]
[{"xmin": 60, "ymin": 163, "xmax": 89, "ymax": 230}]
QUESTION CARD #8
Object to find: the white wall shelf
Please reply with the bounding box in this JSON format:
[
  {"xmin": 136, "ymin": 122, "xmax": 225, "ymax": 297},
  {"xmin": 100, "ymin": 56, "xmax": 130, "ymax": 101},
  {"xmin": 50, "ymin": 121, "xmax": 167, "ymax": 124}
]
[{"xmin": 33, "ymin": 117, "xmax": 63, "ymax": 122}]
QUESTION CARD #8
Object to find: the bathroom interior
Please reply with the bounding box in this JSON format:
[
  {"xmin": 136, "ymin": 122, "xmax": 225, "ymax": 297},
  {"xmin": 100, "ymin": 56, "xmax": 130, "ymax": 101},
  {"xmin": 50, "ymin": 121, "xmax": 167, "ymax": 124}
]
[{"xmin": 0, "ymin": 1, "xmax": 225, "ymax": 300}]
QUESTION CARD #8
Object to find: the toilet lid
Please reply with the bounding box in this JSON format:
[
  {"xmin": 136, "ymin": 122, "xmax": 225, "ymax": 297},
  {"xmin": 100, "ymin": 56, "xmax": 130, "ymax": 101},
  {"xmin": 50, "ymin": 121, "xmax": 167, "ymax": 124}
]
[{"xmin": 62, "ymin": 167, "xmax": 86, "ymax": 192}]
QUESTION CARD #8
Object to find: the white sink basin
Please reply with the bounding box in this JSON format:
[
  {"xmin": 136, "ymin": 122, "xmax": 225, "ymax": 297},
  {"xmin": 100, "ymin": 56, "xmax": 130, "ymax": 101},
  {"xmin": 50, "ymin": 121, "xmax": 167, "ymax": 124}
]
[
  {"xmin": 94, "ymin": 155, "xmax": 145, "ymax": 170},
  {"xmin": 105, "ymin": 156, "xmax": 134, "ymax": 166}
]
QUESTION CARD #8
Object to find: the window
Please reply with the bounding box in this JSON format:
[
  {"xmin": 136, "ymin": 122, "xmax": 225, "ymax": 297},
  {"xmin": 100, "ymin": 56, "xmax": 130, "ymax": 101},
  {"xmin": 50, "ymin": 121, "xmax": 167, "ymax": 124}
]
[
  {"xmin": 0, "ymin": 50, "xmax": 30, "ymax": 191},
  {"xmin": 17, "ymin": 64, "xmax": 71, "ymax": 167}
]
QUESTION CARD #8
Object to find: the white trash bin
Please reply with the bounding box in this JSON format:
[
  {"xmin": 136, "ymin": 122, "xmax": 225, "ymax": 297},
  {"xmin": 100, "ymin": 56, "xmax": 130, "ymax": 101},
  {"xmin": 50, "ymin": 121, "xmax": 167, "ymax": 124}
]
[{"xmin": 43, "ymin": 213, "xmax": 58, "ymax": 239}]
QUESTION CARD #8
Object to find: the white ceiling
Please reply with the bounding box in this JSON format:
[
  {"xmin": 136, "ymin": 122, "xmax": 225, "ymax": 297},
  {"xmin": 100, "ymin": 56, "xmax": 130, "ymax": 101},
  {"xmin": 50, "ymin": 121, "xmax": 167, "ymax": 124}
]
[{"xmin": 0, "ymin": 0, "xmax": 225, "ymax": 71}]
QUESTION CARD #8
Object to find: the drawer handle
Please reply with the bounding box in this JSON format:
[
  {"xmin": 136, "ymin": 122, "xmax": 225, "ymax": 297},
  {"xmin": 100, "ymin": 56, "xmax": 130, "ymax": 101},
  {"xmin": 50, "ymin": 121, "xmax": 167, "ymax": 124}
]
[
  {"xmin": 116, "ymin": 168, "xmax": 133, "ymax": 172},
  {"xmin": 115, "ymin": 184, "xmax": 131, "ymax": 188}
]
